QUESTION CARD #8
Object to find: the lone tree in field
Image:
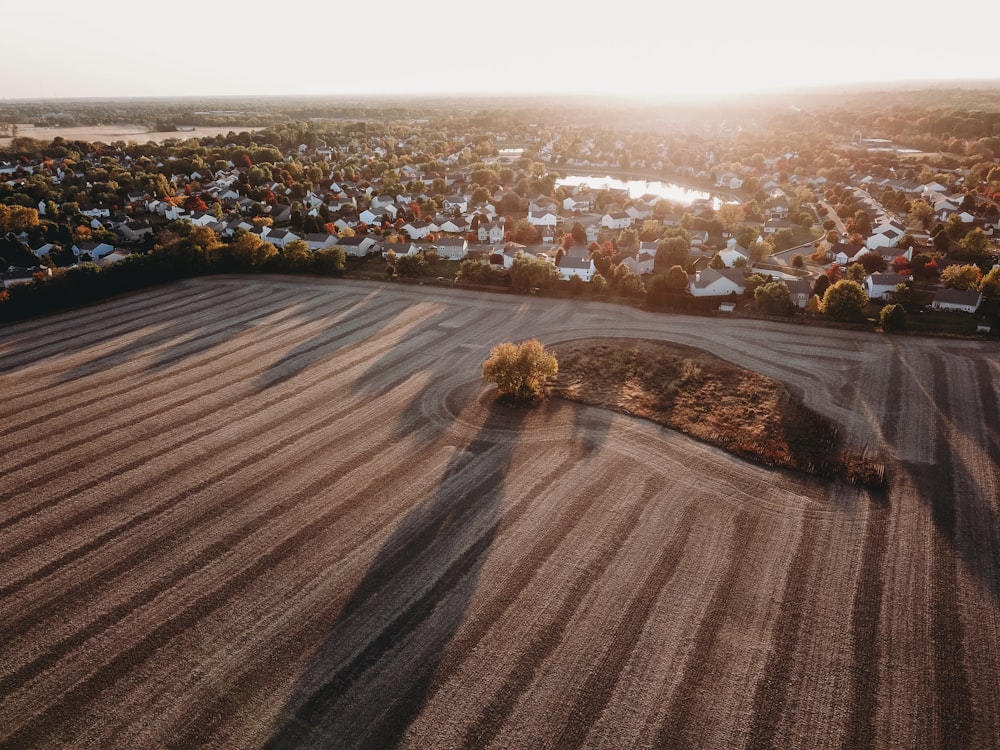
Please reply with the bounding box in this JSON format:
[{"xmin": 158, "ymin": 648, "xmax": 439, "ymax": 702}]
[{"xmin": 482, "ymin": 339, "xmax": 558, "ymax": 401}]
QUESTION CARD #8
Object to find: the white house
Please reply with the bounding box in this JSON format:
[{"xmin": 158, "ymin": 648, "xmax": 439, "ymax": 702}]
[
  {"xmin": 563, "ymin": 195, "xmax": 592, "ymax": 212},
  {"xmin": 265, "ymin": 228, "xmax": 301, "ymax": 249},
  {"xmin": 622, "ymin": 251, "xmax": 656, "ymax": 276},
  {"xmin": 718, "ymin": 243, "xmax": 750, "ymax": 268},
  {"xmin": 333, "ymin": 235, "xmax": 378, "ymax": 257},
  {"xmin": 435, "ymin": 237, "xmax": 469, "ymax": 260},
  {"xmin": 557, "ymin": 255, "xmax": 596, "ymax": 282},
  {"xmin": 304, "ymin": 233, "xmax": 337, "ymax": 251},
  {"xmin": 380, "ymin": 241, "xmax": 419, "ymax": 259},
  {"xmin": 865, "ymin": 272, "xmax": 911, "ymax": 301},
  {"xmin": 401, "ymin": 220, "xmax": 434, "ymax": 240},
  {"xmin": 931, "ymin": 288, "xmax": 983, "ymax": 313},
  {"xmin": 601, "ymin": 211, "xmax": 632, "ymax": 229},
  {"xmin": 690, "ymin": 268, "xmax": 746, "ymax": 297},
  {"xmin": 785, "ymin": 277, "xmax": 814, "ymax": 309},
  {"xmin": 478, "ymin": 222, "xmax": 505, "ymax": 244},
  {"xmin": 438, "ymin": 217, "xmax": 470, "ymax": 234},
  {"xmin": 527, "ymin": 210, "xmax": 558, "ymax": 228}
]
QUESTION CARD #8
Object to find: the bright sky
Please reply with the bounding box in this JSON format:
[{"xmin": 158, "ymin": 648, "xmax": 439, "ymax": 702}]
[{"xmin": 3, "ymin": 1, "xmax": 997, "ymax": 101}]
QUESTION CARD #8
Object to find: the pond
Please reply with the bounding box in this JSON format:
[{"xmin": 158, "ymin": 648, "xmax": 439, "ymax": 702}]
[{"xmin": 557, "ymin": 174, "xmax": 733, "ymax": 208}]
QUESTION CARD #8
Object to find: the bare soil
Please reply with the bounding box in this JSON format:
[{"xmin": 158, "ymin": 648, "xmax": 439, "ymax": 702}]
[
  {"xmin": 0, "ymin": 277, "xmax": 997, "ymax": 749},
  {"xmin": 550, "ymin": 337, "xmax": 842, "ymax": 476}
]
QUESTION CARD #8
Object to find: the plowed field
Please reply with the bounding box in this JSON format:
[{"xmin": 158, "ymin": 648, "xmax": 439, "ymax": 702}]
[{"xmin": 1, "ymin": 276, "xmax": 998, "ymax": 749}]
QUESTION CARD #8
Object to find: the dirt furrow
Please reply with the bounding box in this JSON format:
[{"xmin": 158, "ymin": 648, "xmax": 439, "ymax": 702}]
[
  {"xmin": 552, "ymin": 499, "xmax": 699, "ymax": 748},
  {"xmin": 458, "ymin": 473, "xmax": 651, "ymax": 749},
  {"xmin": 653, "ymin": 506, "xmax": 764, "ymax": 747}
]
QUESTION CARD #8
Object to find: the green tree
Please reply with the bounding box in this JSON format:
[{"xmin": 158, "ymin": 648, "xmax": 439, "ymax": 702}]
[
  {"xmin": 940, "ymin": 263, "xmax": 983, "ymax": 291},
  {"xmin": 395, "ymin": 252, "xmax": 426, "ymax": 277},
  {"xmin": 654, "ymin": 236, "xmax": 689, "ymax": 272},
  {"xmin": 880, "ymin": 303, "xmax": 906, "ymax": 332},
  {"xmin": 889, "ymin": 282, "xmax": 912, "ymax": 308},
  {"xmin": 954, "ymin": 228, "xmax": 993, "ymax": 267},
  {"xmin": 510, "ymin": 255, "xmax": 559, "ymax": 293},
  {"xmin": 980, "ymin": 267, "xmax": 1000, "ymax": 297},
  {"xmin": 847, "ymin": 263, "xmax": 867, "ymax": 283},
  {"xmin": 822, "ymin": 279, "xmax": 868, "ymax": 322},
  {"xmin": 754, "ymin": 281, "xmax": 792, "ymax": 315},
  {"xmin": 618, "ymin": 271, "xmax": 645, "ymax": 297},
  {"xmin": 482, "ymin": 339, "xmax": 558, "ymax": 401},
  {"xmin": 314, "ymin": 247, "xmax": 346, "ymax": 275}
]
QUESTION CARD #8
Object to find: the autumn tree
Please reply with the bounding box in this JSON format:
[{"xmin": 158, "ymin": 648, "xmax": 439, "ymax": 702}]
[
  {"xmin": 822, "ymin": 279, "xmax": 868, "ymax": 322},
  {"xmin": 482, "ymin": 339, "xmax": 558, "ymax": 401},
  {"xmin": 754, "ymin": 281, "xmax": 792, "ymax": 315},
  {"xmin": 979, "ymin": 267, "xmax": 1000, "ymax": 297},
  {"xmin": 940, "ymin": 263, "xmax": 983, "ymax": 291},
  {"xmin": 510, "ymin": 255, "xmax": 559, "ymax": 293},
  {"xmin": 654, "ymin": 236, "xmax": 689, "ymax": 272}
]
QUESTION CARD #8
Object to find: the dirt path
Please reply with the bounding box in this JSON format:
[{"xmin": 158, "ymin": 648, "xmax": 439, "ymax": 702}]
[{"xmin": 1, "ymin": 277, "xmax": 997, "ymax": 749}]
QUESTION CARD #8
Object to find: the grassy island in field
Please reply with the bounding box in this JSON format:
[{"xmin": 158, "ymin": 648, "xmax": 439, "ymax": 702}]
[{"xmin": 549, "ymin": 337, "xmax": 885, "ymax": 487}]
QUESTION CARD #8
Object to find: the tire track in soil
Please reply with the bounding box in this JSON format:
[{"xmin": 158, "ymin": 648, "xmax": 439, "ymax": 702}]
[
  {"xmin": 0, "ymin": 282, "xmax": 229, "ymax": 373},
  {"xmin": 924, "ymin": 355, "xmax": 974, "ymax": 750},
  {"xmin": 459, "ymin": 477, "xmax": 658, "ymax": 750},
  {"xmin": 0, "ymin": 287, "xmax": 339, "ymax": 472},
  {"xmin": 743, "ymin": 515, "xmax": 821, "ymax": 750},
  {"xmin": 0, "ymin": 409, "xmax": 418, "ymax": 696},
  {"xmin": 653, "ymin": 506, "xmax": 761, "ymax": 748},
  {"xmin": 0, "ymin": 347, "xmax": 445, "ymax": 604},
  {"xmin": 0, "ymin": 282, "xmax": 257, "ymax": 386},
  {"xmin": 167, "ymin": 446, "xmax": 591, "ymax": 749},
  {"xmin": 330, "ymin": 454, "xmax": 627, "ymax": 750},
  {"xmin": 552, "ymin": 503, "xmax": 699, "ymax": 749},
  {"xmin": 839, "ymin": 498, "xmax": 890, "ymax": 750},
  {"xmin": 261, "ymin": 447, "xmax": 528, "ymax": 750},
  {"xmin": 0, "ymin": 429, "xmax": 475, "ymax": 750},
  {"xmin": 0, "ymin": 304, "xmax": 448, "ymax": 540},
  {"xmin": 0, "ymin": 284, "xmax": 369, "ymax": 445}
]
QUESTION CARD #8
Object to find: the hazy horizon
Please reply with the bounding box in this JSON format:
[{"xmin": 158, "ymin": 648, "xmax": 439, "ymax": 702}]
[{"xmin": 4, "ymin": 1, "xmax": 998, "ymax": 103}]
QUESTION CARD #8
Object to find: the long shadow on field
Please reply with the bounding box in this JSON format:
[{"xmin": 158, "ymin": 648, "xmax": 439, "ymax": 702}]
[
  {"xmin": 254, "ymin": 288, "xmax": 410, "ymax": 391},
  {"xmin": 264, "ymin": 400, "xmax": 527, "ymax": 750}
]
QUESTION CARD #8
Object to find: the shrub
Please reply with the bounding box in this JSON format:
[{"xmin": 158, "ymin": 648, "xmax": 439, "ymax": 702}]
[
  {"xmin": 482, "ymin": 339, "xmax": 558, "ymax": 401},
  {"xmin": 880, "ymin": 303, "xmax": 906, "ymax": 332}
]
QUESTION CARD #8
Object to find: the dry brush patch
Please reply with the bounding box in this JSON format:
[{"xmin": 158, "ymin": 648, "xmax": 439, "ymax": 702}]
[{"xmin": 550, "ymin": 337, "xmax": 885, "ymax": 487}]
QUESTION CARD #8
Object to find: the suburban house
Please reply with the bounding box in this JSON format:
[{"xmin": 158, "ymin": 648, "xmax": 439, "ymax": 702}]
[
  {"xmin": 380, "ymin": 241, "xmax": 419, "ymax": 259},
  {"xmin": 437, "ymin": 217, "xmax": 470, "ymax": 234},
  {"xmin": 718, "ymin": 242, "xmax": 750, "ymax": 268},
  {"xmin": 622, "ymin": 250, "xmax": 656, "ymax": 276},
  {"xmin": 785, "ymin": 277, "xmax": 814, "ymax": 309},
  {"xmin": 3, "ymin": 266, "xmax": 51, "ymax": 288},
  {"xmin": 865, "ymin": 272, "xmax": 911, "ymax": 301},
  {"xmin": 626, "ymin": 203, "xmax": 654, "ymax": 222},
  {"xmin": 72, "ymin": 241, "xmax": 117, "ymax": 260},
  {"xmin": 265, "ymin": 228, "xmax": 301, "ymax": 249},
  {"xmin": 563, "ymin": 195, "xmax": 592, "ymax": 212},
  {"xmin": 333, "ymin": 235, "xmax": 378, "ymax": 257},
  {"xmin": 689, "ymin": 230, "xmax": 709, "ymax": 248},
  {"xmin": 866, "ymin": 219, "xmax": 906, "ymax": 250},
  {"xmin": 690, "ymin": 268, "xmax": 747, "ymax": 297},
  {"xmin": 556, "ymin": 254, "xmax": 596, "ymax": 282},
  {"xmin": 478, "ymin": 222, "xmax": 505, "ymax": 244},
  {"xmin": 601, "ymin": 211, "xmax": 632, "ymax": 229},
  {"xmin": 931, "ymin": 288, "xmax": 983, "ymax": 313},
  {"xmin": 435, "ymin": 237, "xmax": 469, "ymax": 260},
  {"xmin": 527, "ymin": 210, "xmax": 558, "ymax": 228},
  {"xmin": 401, "ymin": 220, "xmax": 434, "ymax": 240},
  {"xmin": 303, "ymin": 233, "xmax": 337, "ymax": 251}
]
